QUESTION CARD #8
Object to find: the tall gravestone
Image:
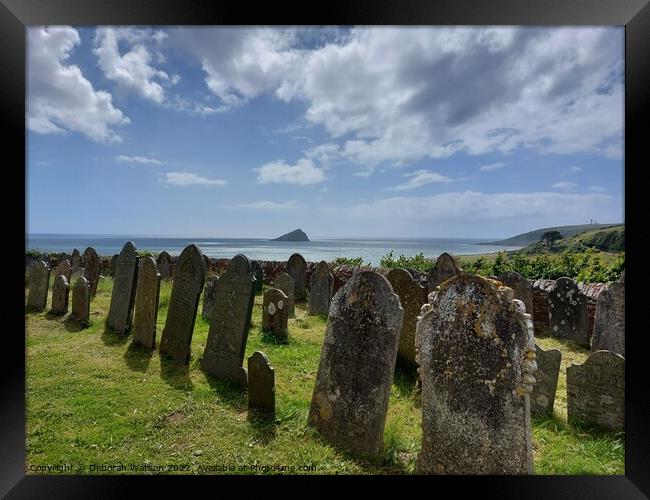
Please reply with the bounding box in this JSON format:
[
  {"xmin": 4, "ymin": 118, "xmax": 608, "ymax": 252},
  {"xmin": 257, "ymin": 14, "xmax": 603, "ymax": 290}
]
[
  {"xmin": 54, "ymin": 259, "xmax": 72, "ymax": 282},
  {"xmin": 159, "ymin": 244, "xmax": 206, "ymax": 364},
  {"xmin": 548, "ymin": 277, "xmax": 590, "ymax": 347},
  {"xmin": 70, "ymin": 248, "xmax": 82, "ymax": 270},
  {"xmin": 200, "ymin": 254, "xmax": 256, "ymax": 385},
  {"xmin": 248, "ymin": 351, "xmax": 275, "ymax": 419},
  {"xmin": 251, "ymin": 260, "xmax": 263, "ymax": 293},
  {"xmin": 27, "ymin": 261, "xmax": 50, "ymax": 311},
  {"xmin": 203, "ymin": 254, "xmax": 211, "ymax": 275},
  {"xmin": 157, "ymin": 251, "xmax": 172, "ymax": 280},
  {"xmin": 50, "ymin": 274, "xmax": 70, "ymax": 315},
  {"xmin": 308, "ymin": 261, "xmax": 334, "ymax": 316},
  {"xmin": 132, "ymin": 256, "xmax": 161, "ymax": 349},
  {"xmin": 274, "ymin": 272, "xmax": 295, "ymax": 318},
  {"xmin": 591, "ymin": 278, "xmax": 625, "ymax": 356},
  {"xmin": 106, "ymin": 242, "xmax": 139, "ymax": 334},
  {"xmin": 287, "ymin": 253, "xmax": 307, "ymax": 301},
  {"xmin": 567, "ymin": 350, "xmax": 624, "ymax": 431},
  {"xmin": 530, "ymin": 344, "xmax": 562, "ymax": 417},
  {"xmin": 427, "ymin": 252, "xmax": 461, "ymax": 294},
  {"xmin": 262, "ymin": 288, "xmax": 289, "ymax": 340},
  {"xmin": 110, "ymin": 255, "xmax": 118, "ymax": 277},
  {"xmin": 201, "ymin": 276, "xmax": 219, "ymax": 321},
  {"xmin": 497, "ymin": 271, "xmax": 533, "ymax": 316},
  {"xmin": 71, "ymin": 267, "xmax": 85, "ymax": 284},
  {"xmin": 70, "ymin": 276, "xmax": 90, "ymax": 327},
  {"xmin": 83, "ymin": 247, "xmax": 101, "ymax": 297},
  {"xmin": 386, "ymin": 268, "xmax": 428, "ymax": 366},
  {"xmin": 415, "ymin": 274, "xmax": 536, "ymax": 474},
  {"xmin": 308, "ymin": 271, "xmax": 403, "ymax": 457}
]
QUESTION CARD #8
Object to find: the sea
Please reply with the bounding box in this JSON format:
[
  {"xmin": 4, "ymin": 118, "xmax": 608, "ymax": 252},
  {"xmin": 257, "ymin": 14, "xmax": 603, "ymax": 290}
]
[{"xmin": 26, "ymin": 234, "xmax": 523, "ymax": 267}]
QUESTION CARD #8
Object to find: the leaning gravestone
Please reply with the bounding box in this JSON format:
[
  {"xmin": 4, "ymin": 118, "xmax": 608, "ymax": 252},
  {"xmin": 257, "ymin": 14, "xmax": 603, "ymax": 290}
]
[
  {"xmin": 83, "ymin": 247, "xmax": 101, "ymax": 297},
  {"xmin": 50, "ymin": 274, "xmax": 70, "ymax": 315},
  {"xmin": 308, "ymin": 271, "xmax": 403, "ymax": 457},
  {"xmin": 70, "ymin": 276, "xmax": 90, "ymax": 327},
  {"xmin": 497, "ymin": 271, "xmax": 533, "ymax": 316},
  {"xmin": 274, "ymin": 273, "xmax": 295, "ymax": 318},
  {"xmin": 106, "ymin": 242, "xmax": 139, "ymax": 334},
  {"xmin": 530, "ymin": 344, "xmax": 562, "ymax": 417},
  {"xmin": 427, "ymin": 252, "xmax": 461, "ymax": 293},
  {"xmin": 201, "ymin": 276, "xmax": 219, "ymax": 321},
  {"xmin": 548, "ymin": 277, "xmax": 590, "ymax": 347},
  {"xmin": 159, "ymin": 244, "xmax": 206, "ymax": 364},
  {"xmin": 132, "ymin": 256, "xmax": 161, "ymax": 349},
  {"xmin": 415, "ymin": 274, "xmax": 536, "ymax": 474},
  {"xmin": 567, "ymin": 350, "xmax": 624, "ymax": 431},
  {"xmin": 591, "ymin": 277, "xmax": 625, "ymax": 356},
  {"xmin": 54, "ymin": 259, "xmax": 72, "ymax": 282},
  {"xmin": 157, "ymin": 251, "xmax": 172, "ymax": 280},
  {"xmin": 262, "ymin": 288, "xmax": 289, "ymax": 340},
  {"xmin": 308, "ymin": 261, "xmax": 334, "ymax": 316},
  {"xmin": 110, "ymin": 254, "xmax": 118, "ymax": 277},
  {"xmin": 248, "ymin": 351, "xmax": 275, "ymax": 419},
  {"xmin": 70, "ymin": 248, "xmax": 82, "ymax": 270},
  {"xmin": 203, "ymin": 254, "xmax": 211, "ymax": 275},
  {"xmin": 27, "ymin": 261, "xmax": 50, "ymax": 311},
  {"xmin": 200, "ymin": 254, "xmax": 256, "ymax": 385},
  {"xmin": 251, "ymin": 260, "xmax": 263, "ymax": 293},
  {"xmin": 386, "ymin": 268, "xmax": 427, "ymax": 366},
  {"xmin": 287, "ymin": 253, "xmax": 307, "ymax": 301}
]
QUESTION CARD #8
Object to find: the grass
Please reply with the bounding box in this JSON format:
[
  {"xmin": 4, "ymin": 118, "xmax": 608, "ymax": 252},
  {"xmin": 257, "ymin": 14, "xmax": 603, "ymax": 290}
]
[{"xmin": 25, "ymin": 278, "xmax": 624, "ymax": 475}]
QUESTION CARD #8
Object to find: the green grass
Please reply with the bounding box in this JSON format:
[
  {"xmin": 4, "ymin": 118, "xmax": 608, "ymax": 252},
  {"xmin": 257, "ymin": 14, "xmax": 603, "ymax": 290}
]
[{"xmin": 25, "ymin": 279, "xmax": 624, "ymax": 475}]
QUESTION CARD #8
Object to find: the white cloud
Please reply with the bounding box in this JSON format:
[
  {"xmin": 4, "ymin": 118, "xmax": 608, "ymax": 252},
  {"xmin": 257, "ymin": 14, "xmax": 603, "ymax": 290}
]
[
  {"xmin": 552, "ymin": 181, "xmax": 577, "ymax": 190},
  {"xmin": 389, "ymin": 170, "xmax": 453, "ymax": 190},
  {"xmin": 480, "ymin": 162, "xmax": 506, "ymax": 172},
  {"xmin": 235, "ymin": 201, "xmax": 298, "ymax": 210},
  {"xmin": 256, "ymin": 158, "xmax": 326, "ymax": 185},
  {"xmin": 588, "ymin": 186, "xmax": 606, "ymax": 192},
  {"xmin": 566, "ymin": 165, "xmax": 583, "ymax": 173},
  {"xmin": 27, "ymin": 26, "xmax": 129, "ymax": 142},
  {"xmin": 162, "ymin": 171, "xmax": 227, "ymax": 186},
  {"xmin": 116, "ymin": 155, "xmax": 163, "ymax": 165}
]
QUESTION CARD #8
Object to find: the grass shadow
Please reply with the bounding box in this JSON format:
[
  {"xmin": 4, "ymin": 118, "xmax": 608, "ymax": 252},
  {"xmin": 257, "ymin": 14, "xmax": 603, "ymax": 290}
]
[
  {"xmin": 204, "ymin": 373, "xmax": 248, "ymax": 412},
  {"xmin": 247, "ymin": 411, "xmax": 278, "ymax": 444},
  {"xmin": 393, "ymin": 359, "xmax": 421, "ymax": 404},
  {"xmin": 101, "ymin": 326, "xmax": 129, "ymax": 346},
  {"xmin": 159, "ymin": 355, "xmax": 193, "ymax": 390},
  {"xmin": 259, "ymin": 330, "xmax": 289, "ymax": 346},
  {"xmin": 63, "ymin": 316, "xmax": 87, "ymax": 332},
  {"xmin": 124, "ymin": 342, "xmax": 153, "ymax": 373},
  {"xmin": 45, "ymin": 310, "xmax": 67, "ymax": 320}
]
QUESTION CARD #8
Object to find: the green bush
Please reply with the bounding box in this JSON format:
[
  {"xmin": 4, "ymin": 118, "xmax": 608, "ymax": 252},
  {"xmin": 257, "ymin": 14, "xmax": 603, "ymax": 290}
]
[
  {"xmin": 379, "ymin": 251, "xmax": 434, "ymax": 272},
  {"xmin": 26, "ymin": 249, "xmax": 42, "ymax": 258},
  {"xmin": 333, "ymin": 256, "xmax": 369, "ymax": 266}
]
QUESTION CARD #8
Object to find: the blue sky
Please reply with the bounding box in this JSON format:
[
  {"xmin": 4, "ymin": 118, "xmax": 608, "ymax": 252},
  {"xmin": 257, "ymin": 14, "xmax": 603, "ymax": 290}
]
[{"xmin": 26, "ymin": 26, "xmax": 624, "ymax": 239}]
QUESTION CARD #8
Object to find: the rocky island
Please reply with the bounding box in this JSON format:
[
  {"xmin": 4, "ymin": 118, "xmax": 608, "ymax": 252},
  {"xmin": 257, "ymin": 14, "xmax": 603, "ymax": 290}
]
[{"xmin": 272, "ymin": 229, "xmax": 310, "ymax": 242}]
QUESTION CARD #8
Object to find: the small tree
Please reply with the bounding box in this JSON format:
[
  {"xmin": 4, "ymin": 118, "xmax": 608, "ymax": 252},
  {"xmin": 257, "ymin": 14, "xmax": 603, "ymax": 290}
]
[{"xmin": 541, "ymin": 230, "xmax": 562, "ymax": 248}]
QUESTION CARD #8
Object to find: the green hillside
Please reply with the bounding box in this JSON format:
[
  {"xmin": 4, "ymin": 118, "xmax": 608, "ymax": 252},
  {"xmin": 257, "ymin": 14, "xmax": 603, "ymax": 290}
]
[
  {"xmin": 516, "ymin": 224, "xmax": 624, "ymax": 255},
  {"xmin": 479, "ymin": 223, "xmax": 623, "ymax": 247}
]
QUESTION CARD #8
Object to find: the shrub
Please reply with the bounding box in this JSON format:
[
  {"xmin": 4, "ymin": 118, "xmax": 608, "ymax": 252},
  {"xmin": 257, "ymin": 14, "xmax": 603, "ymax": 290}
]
[
  {"xmin": 379, "ymin": 251, "xmax": 434, "ymax": 272},
  {"xmin": 333, "ymin": 256, "xmax": 369, "ymax": 266}
]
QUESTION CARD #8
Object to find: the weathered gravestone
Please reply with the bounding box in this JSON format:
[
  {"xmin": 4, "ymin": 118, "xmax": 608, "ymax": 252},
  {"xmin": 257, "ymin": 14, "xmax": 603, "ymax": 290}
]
[
  {"xmin": 71, "ymin": 267, "xmax": 85, "ymax": 284},
  {"xmin": 308, "ymin": 271, "xmax": 403, "ymax": 457},
  {"xmin": 70, "ymin": 276, "xmax": 90, "ymax": 327},
  {"xmin": 548, "ymin": 277, "xmax": 590, "ymax": 347},
  {"xmin": 591, "ymin": 277, "xmax": 625, "ymax": 356},
  {"xmin": 106, "ymin": 242, "xmax": 139, "ymax": 334},
  {"xmin": 50, "ymin": 274, "xmax": 70, "ymax": 315},
  {"xmin": 201, "ymin": 276, "xmax": 219, "ymax": 321},
  {"xmin": 262, "ymin": 288, "xmax": 289, "ymax": 340},
  {"xmin": 567, "ymin": 350, "xmax": 624, "ymax": 431},
  {"xmin": 83, "ymin": 247, "xmax": 101, "ymax": 297},
  {"xmin": 110, "ymin": 255, "xmax": 118, "ymax": 276},
  {"xmin": 274, "ymin": 272, "xmax": 295, "ymax": 318},
  {"xmin": 308, "ymin": 261, "xmax": 334, "ymax": 316},
  {"xmin": 287, "ymin": 253, "xmax": 307, "ymax": 301},
  {"xmin": 27, "ymin": 261, "xmax": 50, "ymax": 311},
  {"xmin": 132, "ymin": 256, "xmax": 161, "ymax": 349},
  {"xmin": 530, "ymin": 344, "xmax": 561, "ymax": 417},
  {"xmin": 427, "ymin": 252, "xmax": 461, "ymax": 294},
  {"xmin": 203, "ymin": 254, "xmax": 211, "ymax": 275},
  {"xmin": 415, "ymin": 274, "xmax": 536, "ymax": 474},
  {"xmin": 156, "ymin": 251, "xmax": 172, "ymax": 280},
  {"xmin": 497, "ymin": 271, "xmax": 533, "ymax": 316},
  {"xmin": 386, "ymin": 268, "xmax": 428, "ymax": 366},
  {"xmin": 70, "ymin": 249, "xmax": 82, "ymax": 270},
  {"xmin": 200, "ymin": 254, "xmax": 256, "ymax": 385},
  {"xmin": 248, "ymin": 351, "xmax": 275, "ymax": 419},
  {"xmin": 159, "ymin": 244, "xmax": 206, "ymax": 364},
  {"xmin": 251, "ymin": 260, "xmax": 263, "ymax": 293},
  {"xmin": 54, "ymin": 259, "xmax": 72, "ymax": 282}
]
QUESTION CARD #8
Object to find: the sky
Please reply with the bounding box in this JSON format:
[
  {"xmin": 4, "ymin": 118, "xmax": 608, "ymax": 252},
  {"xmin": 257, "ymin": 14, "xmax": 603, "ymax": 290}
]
[{"xmin": 26, "ymin": 26, "xmax": 624, "ymax": 239}]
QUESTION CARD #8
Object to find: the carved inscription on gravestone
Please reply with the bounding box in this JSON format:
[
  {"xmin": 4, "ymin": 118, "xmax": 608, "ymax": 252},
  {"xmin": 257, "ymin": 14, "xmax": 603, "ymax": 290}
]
[
  {"xmin": 132, "ymin": 256, "xmax": 161, "ymax": 349},
  {"xmin": 106, "ymin": 242, "xmax": 139, "ymax": 334}
]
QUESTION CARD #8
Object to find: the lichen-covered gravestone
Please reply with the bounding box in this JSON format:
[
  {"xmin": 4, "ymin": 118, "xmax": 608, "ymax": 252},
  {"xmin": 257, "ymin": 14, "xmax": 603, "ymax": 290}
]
[
  {"xmin": 110, "ymin": 254, "xmax": 118, "ymax": 276},
  {"xmin": 262, "ymin": 288, "xmax": 289, "ymax": 340},
  {"xmin": 70, "ymin": 276, "xmax": 90, "ymax": 327},
  {"xmin": 251, "ymin": 260, "xmax": 263, "ymax": 293},
  {"xmin": 50, "ymin": 274, "xmax": 70, "ymax": 315},
  {"xmin": 203, "ymin": 254, "xmax": 211, "ymax": 275},
  {"xmin": 200, "ymin": 254, "xmax": 256, "ymax": 385},
  {"xmin": 548, "ymin": 277, "xmax": 590, "ymax": 347},
  {"xmin": 248, "ymin": 351, "xmax": 275, "ymax": 419},
  {"xmin": 54, "ymin": 259, "xmax": 72, "ymax": 282},
  {"xmin": 201, "ymin": 276, "xmax": 219, "ymax": 321},
  {"xmin": 132, "ymin": 256, "xmax": 161, "ymax": 349},
  {"xmin": 71, "ymin": 267, "xmax": 85, "ymax": 284},
  {"xmin": 497, "ymin": 271, "xmax": 533, "ymax": 316},
  {"xmin": 386, "ymin": 268, "xmax": 428, "ymax": 366},
  {"xmin": 159, "ymin": 244, "xmax": 206, "ymax": 364},
  {"xmin": 308, "ymin": 271, "xmax": 403, "ymax": 457},
  {"xmin": 274, "ymin": 272, "xmax": 295, "ymax": 318},
  {"xmin": 308, "ymin": 261, "xmax": 334, "ymax": 316},
  {"xmin": 82, "ymin": 247, "xmax": 101, "ymax": 297},
  {"xmin": 567, "ymin": 350, "xmax": 624, "ymax": 431},
  {"xmin": 415, "ymin": 273, "xmax": 536, "ymax": 474},
  {"xmin": 27, "ymin": 261, "xmax": 50, "ymax": 311},
  {"xmin": 426, "ymin": 252, "xmax": 461, "ymax": 294},
  {"xmin": 70, "ymin": 248, "xmax": 82, "ymax": 270},
  {"xmin": 106, "ymin": 242, "xmax": 139, "ymax": 334},
  {"xmin": 530, "ymin": 344, "xmax": 561, "ymax": 417},
  {"xmin": 287, "ymin": 253, "xmax": 307, "ymax": 301},
  {"xmin": 591, "ymin": 277, "xmax": 625, "ymax": 356},
  {"xmin": 156, "ymin": 251, "xmax": 172, "ymax": 280}
]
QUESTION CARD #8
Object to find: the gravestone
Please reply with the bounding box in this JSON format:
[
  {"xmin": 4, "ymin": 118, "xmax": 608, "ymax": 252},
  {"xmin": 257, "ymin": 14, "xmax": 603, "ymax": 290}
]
[
  {"xmin": 497, "ymin": 271, "xmax": 533, "ymax": 316},
  {"xmin": 262, "ymin": 288, "xmax": 289, "ymax": 340},
  {"xmin": 27, "ymin": 261, "xmax": 50, "ymax": 311},
  {"xmin": 106, "ymin": 242, "xmax": 139, "ymax": 334},
  {"xmin": 203, "ymin": 254, "xmax": 211, "ymax": 274},
  {"xmin": 132, "ymin": 256, "xmax": 161, "ymax": 349},
  {"xmin": 157, "ymin": 251, "xmax": 172, "ymax": 280},
  {"xmin": 70, "ymin": 276, "xmax": 90, "ymax": 327},
  {"xmin": 386, "ymin": 268, "xmax": 427, "ymax": 366},
  {"xmin": 200, "ymin": 254, "xmax": 256, "ymax": 385},
  {"xmin": 274, "ymin": 272, "xmax": 295, "ymax": 318},
  {"xmin": 415, "ymin": 274, "xmax": 536, "ymax": 474},
  {"xmin": 248, "ymin": 351, "xmax": 275, "ymax": 419},
  {"xmin": 567, "ymin": 350, "xmax": 624, "ymax": 431},
  {"xmin": 308, "ymin": 271, "xmax": 403, "ymax": 457},
  {"xmin": 201, "ymin": 276, "xmax": 219, "ymax": 321},
  {"xmin": 548, "ymin": 277, "xmax": 590, "ymax": 347},
  {"xmin": 71, "ymin": 267, "xmax": 85, "ymax": 284},
  {"xmin": 427, "ymin": 252, "xmax": 461, "ymax": 294},
  {"xmin": 54, "ymin": 259, "xmax": 72, "ymax": 282},
  {"xmin": 530, "ymin": 344, "xmax": 561, "ymax": 417},
  {"xmin": 308, "ymin": 261, "xmax": 334, "ymax": 316},
  {"xmin": 82, "ymin": 247, "xmax": 101, "ymax": 297},
  {"xmin": 70, "ymin": 249, "xmax": 82, "ymax": 270},
  {"xmin": 50, "ymin": 274, "xmax": 70, "ymax": 315},
  {"xmin": 287, "ymin": 253, "xmax": 307, "ymax": 301},
  {"xmin": 159, "ymin": 244, "xmax": 207, "ymax": 364},
  {"xmin": 110, "ymin": 254, "xmax": 118, "ymax": 276},
  {"xmin": 251, "ymin": 260, "xmax": 263, "ymax": 293},
  {"xmin": 591, "ymin": 278, "xmax": 625, "ymax": 356}
]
